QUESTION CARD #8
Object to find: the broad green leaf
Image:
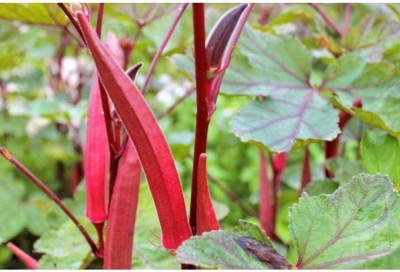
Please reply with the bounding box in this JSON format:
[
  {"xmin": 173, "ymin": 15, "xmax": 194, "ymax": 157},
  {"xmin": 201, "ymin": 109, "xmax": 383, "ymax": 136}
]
[
  {"xmin": 360, "ymin": 131, "xmax": 400, "ymax": 184},
  {"xmin": 304, "ymin": 180, "xmax": 340, "ymax": 196},
  {"xmin": 230, "ymin": 93, "xmax": 339, "ymax": 152},
  {"xmin": 0, "ymin": 4, "xmax": 68, "ymax": 27},
  {"xmin": 291, "ymin": 174, "xmax": 400, "ymax": 269},
  {"xmin": 222, "ymin": 26, "xmax": 312, "ymax": 97},
  {"xmin": 34, "ymin": 218, "xmax": 96, "ymax": 269},
  {"xmin": 176, "ymin": 221, "xmax": 292, "ymax": 269}
]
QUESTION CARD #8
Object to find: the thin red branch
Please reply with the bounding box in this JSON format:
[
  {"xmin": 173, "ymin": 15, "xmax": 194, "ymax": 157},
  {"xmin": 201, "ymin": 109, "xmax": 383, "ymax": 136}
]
[
  {"xmin": 141, "ymin": 3, "xmax": 189, "ymax": 94},
  {"xmin": 309, "ymin": 3, "xmax": 344, "ymax": 37},
  {"xmin": 343, "ymin": 4, "xmax": 352, "ymax": 36},
  {"xmin": 57, "ymin": 3, "xmax": 85, "ymax": 41},
  {"xmin": 0, "ymin": 147, "xmax": 100, "ymax": 258}
]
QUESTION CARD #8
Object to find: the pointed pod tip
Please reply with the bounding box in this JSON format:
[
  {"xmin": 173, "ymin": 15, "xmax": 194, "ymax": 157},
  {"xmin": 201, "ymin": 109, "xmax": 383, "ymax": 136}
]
[
  {"xmin": 7, "ymin": 243, "xmax": 38, "ymax": 270},
  {"xmin": 126, "ymin": 62, "xmax": 143, "ymax": 82}
]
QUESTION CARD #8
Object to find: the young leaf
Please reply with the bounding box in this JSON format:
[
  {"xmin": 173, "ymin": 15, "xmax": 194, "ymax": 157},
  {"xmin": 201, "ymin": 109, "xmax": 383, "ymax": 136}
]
[
  {"xmin": 176, "ymin": 220, "xmax": 291, "ymax": 269},
  {"xmin": 360, "ymin": 131, "xmax": 400, "ymax": 184},
  {"xmin": 76, "ymin": 12, "xmax": 191, "ymax": 250},
  {"xmin": 291, "ymin": 174, "xmax": 400, "ymax": 269},
  {"xmin": 104, "ymin": 141, "xmax": 141, "ymax": 269}
]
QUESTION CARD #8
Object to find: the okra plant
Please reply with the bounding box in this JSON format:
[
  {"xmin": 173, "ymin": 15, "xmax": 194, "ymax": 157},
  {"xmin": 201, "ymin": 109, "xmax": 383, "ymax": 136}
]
[{"xmin": 1, "ymin": 3, "xmax": 400, "ymax": 270}]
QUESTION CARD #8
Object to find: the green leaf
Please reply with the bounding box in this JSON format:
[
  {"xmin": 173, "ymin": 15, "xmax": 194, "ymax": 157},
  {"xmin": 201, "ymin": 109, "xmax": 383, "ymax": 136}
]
[
  {"xmin": 222, "ymin": 26, "xmax": 312, "ymax": 97},
  {"xmin": 324, "ymin": 158, "xmax": 365, "ymax": 183},
  {"xmin": 34, "ymin": 218, "xmax": 96, "ymax": 269},
  {"xmin": 360, "ymin": 131, "xmax": 400, "ymax": 184},
  {"xmin": 0, "ymin": 4, "xmax": 68, "ymax": 27},
  {"xmin": 341, "ymin": 15, "xmax": 400, "ymax": 55},
  {"xmin": 229, "ymin": 94, "xmax": 339, "ymax": 152},
  {"xmin": 176, "ymin": 221, "xmax": 292, "ymax": 269},
  {"xmin": 354, "ymin": 95, "xmax": 400, "ymax": 137},
  {"xmin": 348, "ymin": 245, "xmax": 400, "ymax": 269},
  {"xmin": 304, "ymin": 180, "xmax": 340, "ymax": 196},
  {"xmin": 291, "ymin": 174, "xmax": 400, "ymax": 269},
  {"xmin": 325, "ymin": 61, "xmax": 398, "ymax": 109}
]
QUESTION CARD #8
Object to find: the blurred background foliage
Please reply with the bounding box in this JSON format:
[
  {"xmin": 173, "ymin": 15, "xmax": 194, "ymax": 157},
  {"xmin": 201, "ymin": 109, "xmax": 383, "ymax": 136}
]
[{"xmin": 0, "ymin": 3, "xmax": 400, "ymax": 269}]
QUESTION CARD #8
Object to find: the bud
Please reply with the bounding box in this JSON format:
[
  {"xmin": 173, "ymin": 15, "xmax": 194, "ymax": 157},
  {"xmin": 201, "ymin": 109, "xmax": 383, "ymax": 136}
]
[
  {"xmin": 205, "ymin": 4, "xmax": 248, "ymax": 75},
  {"xmin": 70, "ymin": 3, "xmax": 90, "ymax": 20}
]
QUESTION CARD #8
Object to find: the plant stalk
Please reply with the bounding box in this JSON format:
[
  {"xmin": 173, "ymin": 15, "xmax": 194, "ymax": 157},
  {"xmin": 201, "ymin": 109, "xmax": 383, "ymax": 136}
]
[
  {"xmin": 190, "ymin": 3, "xmax": 211, "ymax": 234},
  {"xmin": 141, "ymin": 3, "xmax": 189, "ymax": 94},
  {"xmin": 0, "ymin": 147, "xmax": 100, "ymax": 258}
]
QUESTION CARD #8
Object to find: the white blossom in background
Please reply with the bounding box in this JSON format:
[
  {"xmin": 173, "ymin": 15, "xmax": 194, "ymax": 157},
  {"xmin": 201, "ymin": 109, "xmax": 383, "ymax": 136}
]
[
  {"xmin": 155, "ymin": 74, "xmax": 192, "ymax": 107},
  {"xmin": 311, "ymin": 49, "xmax": 333, "ymax": 59},
  {"xmin": 25, "ymin": 116, "xmax": 50, "ymax": 137},
  {"xmin": 61, "ymin": 57, "xmax": 80, "ymax": 89},
  {"xmin": 273, "ymin": 23, "xmax": 296, "ymax": 35}
]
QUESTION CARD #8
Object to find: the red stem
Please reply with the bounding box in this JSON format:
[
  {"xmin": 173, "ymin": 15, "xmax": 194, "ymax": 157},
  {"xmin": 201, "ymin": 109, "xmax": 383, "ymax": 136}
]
[
  {"xmin": 343, "ymin": 4, "xmax": 352, "ymax": 36},
  {"xmin": 259, "ymin": 151, "xmax": 287, "ymax": 243},
  {"xmin": 190, "ymin": 3, "xmax": 211, "ymax": 234},
  {"xmin": 309, "ymin": 3, "xmax": 344, "ymax": 37},
  {"xmin": 141, "ymin": 3, "xmax": 189, "ymax": 94},
  {"xmin": 271, "ymin": 153, "xmax": 287, "ymax": 236},
  {"xmin": 325, "ymin": 99, "xmax": 362, "ymax": 178},
  {"xmin": 0, "ymin": 148, "xmax": 100, "ymax": 257},
  {"xmin": 300, "ymin": 147, "xmax": 311, "ymax": 194}
]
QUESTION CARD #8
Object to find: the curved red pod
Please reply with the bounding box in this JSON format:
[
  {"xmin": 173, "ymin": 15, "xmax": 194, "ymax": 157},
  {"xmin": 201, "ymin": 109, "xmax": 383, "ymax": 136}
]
[{"xmin": 77, "ymin": 12, "xmax": 191, "ymax": 250}]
